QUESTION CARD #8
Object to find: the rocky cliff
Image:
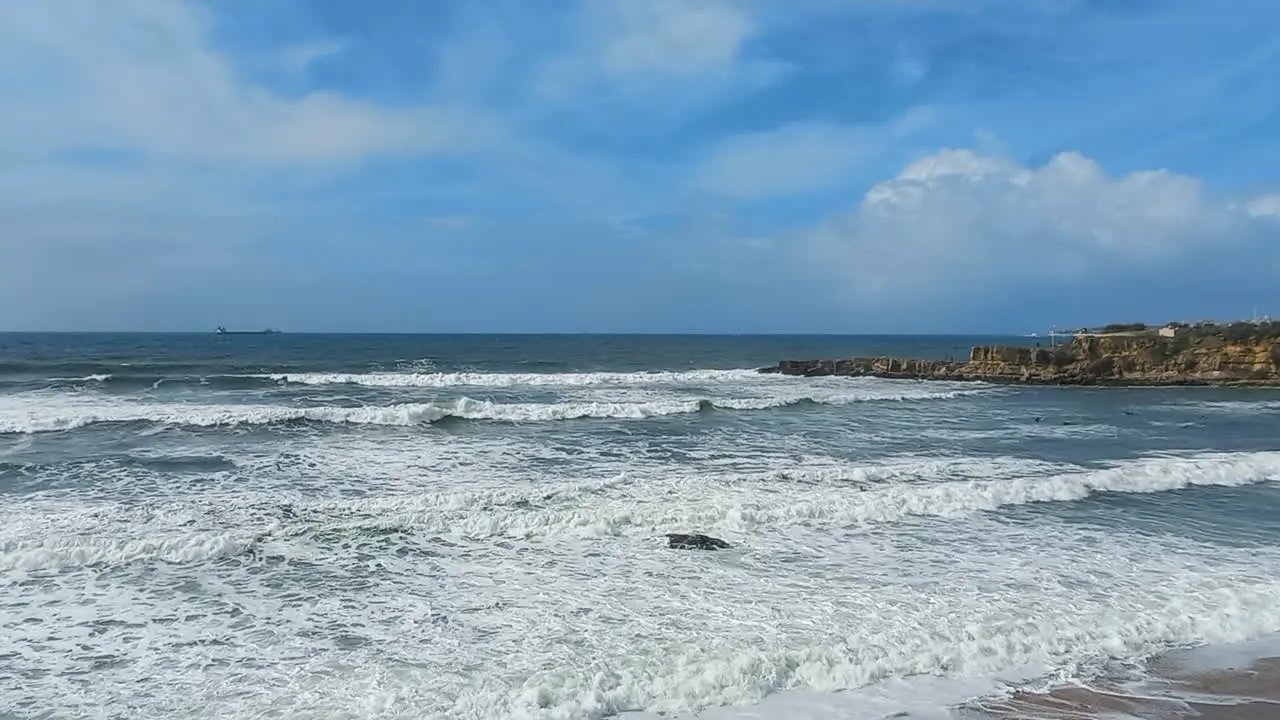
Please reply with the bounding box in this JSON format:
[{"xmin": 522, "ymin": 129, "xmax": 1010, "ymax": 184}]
[{"xmin": 765, "ymin": 334, "xmax": 1280, "ymax": 386}]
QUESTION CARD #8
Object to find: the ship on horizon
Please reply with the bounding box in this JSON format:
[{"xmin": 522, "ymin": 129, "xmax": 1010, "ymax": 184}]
[{"xmin": 215, "ymin": 326, "xmax": 282, "ymax": 335}]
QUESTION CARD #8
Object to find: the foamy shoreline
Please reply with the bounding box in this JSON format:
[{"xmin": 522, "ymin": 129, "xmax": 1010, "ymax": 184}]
[
  {"xmin": 971, "ymin": 642, "xmax": 1280, "ymax": 720},
  {"xmin": 617, "ymin": 636, "xmax": 1280, "ymax": 720}
]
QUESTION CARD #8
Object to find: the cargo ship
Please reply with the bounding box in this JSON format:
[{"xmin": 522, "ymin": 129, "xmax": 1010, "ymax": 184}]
[{"xmin": 215, "ymin": 326, "xmax": 282, "ymax": 335}]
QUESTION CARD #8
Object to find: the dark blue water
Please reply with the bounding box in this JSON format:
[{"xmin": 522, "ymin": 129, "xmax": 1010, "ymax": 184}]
[{"xmin": 3, "ymin": 333, "xmax": 1280, "ymax": 720}]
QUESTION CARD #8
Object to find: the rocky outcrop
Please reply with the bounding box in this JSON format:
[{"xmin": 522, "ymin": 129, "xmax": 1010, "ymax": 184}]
[
  {"xmin": 765, "ymin": 334, "xmax": 1280, "ymax": 386},
  {"xmin": 666, "ymin": 533, "xmax": 731, "ymax": 550}
]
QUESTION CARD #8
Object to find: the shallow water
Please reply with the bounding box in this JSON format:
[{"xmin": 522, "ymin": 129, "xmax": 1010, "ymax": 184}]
[{"xmin": 3, "ymin": 333, "xmax": 1280, "ymax": 719}]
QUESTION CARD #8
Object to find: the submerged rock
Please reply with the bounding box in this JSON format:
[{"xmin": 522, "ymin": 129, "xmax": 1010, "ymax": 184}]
[{"xmin": 665, "ymin": 533, "xmax": 730, "ymax": 550}]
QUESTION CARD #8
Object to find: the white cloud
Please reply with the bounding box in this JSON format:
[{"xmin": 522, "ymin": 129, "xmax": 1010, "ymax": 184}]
[
  {"xmin": 693, "ymin": 109, "xmax": 935, "ymax": 199},
  {"xmin": 0, "ymin": 0, "xmax": 463, "ymax": 162},
  {"xmin": 532, "ymin": 0, "xmax": 772, "ymax": 103},
  {"xmin": 277, "ymin": 39, "xmax": 347, "ymax": 73},
  {"xmin": 1242, "ymin": 194, "xmax": 1280, "ymax": 218},
  {"xmin": 891, "ymin": 57, "xmax": 928, "ymax": 86},
  {"xmin": 599, "ymin": 0, "xmax": 752, "ymax": 76},
  {"xmin": 804, "ymin": 149, "xmax": 1272, "ymax": 301},
  {"xmin": 694, "ymin": 123, "xmax": 872, "ymax": 199}
]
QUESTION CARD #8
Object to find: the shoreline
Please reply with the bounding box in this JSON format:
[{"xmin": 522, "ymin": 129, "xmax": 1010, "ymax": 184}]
[
  {"xmin": 968, "ymin": 650, "xmax": 1280, "ymax": 719},
  {"xmin": 618, "ymin": 636, "xmax": 1280, "ymax": 720},
  {"xmin": 960, "ymin": 634, "xmax": 1280, "ymax": 719}
]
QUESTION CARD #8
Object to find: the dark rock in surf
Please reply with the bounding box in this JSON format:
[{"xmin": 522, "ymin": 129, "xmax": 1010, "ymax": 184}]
[{"xmin": 666, "ymin": 533, "xmax": 730, "ymax": 550}]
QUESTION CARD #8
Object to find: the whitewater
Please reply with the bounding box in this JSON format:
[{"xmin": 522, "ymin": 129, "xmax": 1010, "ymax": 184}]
[{"xmin": 3, "ymin": 333, "xmax": 1280, "ymax": 720}]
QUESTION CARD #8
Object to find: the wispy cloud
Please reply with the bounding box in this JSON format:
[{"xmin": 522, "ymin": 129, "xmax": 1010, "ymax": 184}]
[
  {"xmin": 0, "ymin": 0, "xmax": 463, "ymax": 162},
  {"xmin": 694, "ymin": 122, "xmax": 875, "ymax": 199},
  {"xmin": 1242, "ymin": 195, "xmax": 1280, "ymax": 219},
  {"xmin": 529, "ymin": 0, "xmax": 785, "ymax": 120},
  {"xmin": 597, "ymin": 0, "xmax": 753, "ymax": 76},
  {"xmin": 276, "ymin": 39, "xmax": 347, "ymax": 73},
  {"xmin": 692, "ymin": 108, "xmax": 935, "ymax": 199}
]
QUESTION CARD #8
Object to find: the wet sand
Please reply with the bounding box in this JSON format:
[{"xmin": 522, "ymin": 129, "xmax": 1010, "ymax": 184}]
[
  {"xmin": 965, "ymin": 652, "xmax": 1280, "ymax": 720},
  {"xmin": 972, "ymin": 689, "xmax": 1279, "ymax": 719}
]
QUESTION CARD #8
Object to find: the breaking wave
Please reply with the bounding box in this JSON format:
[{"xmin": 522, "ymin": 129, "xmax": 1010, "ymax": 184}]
[
  {"xmin": 0, "ymin": 385, "xmax": 986, "ymax": 434},
  {"xmin": 261, "ymin": 369, "xmax": 769, "ymax": 388},
  {"xmin": 10, "ymin": 451, "xmax": 1276, "ymax": 570},
  {"xmin": 283, "ymin": 450, "xmax": 1280, "ymax": 541}
]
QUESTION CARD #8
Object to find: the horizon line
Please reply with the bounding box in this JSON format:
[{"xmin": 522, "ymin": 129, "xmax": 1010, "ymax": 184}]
[{"xmin": 0, "ymin": 330, "xmax": 1043, "ymax": 337}]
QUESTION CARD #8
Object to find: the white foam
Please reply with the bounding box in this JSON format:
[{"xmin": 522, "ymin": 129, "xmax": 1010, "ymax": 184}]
[
  {"xmin": 620, "ymin": 673, "xmax": 1035, "ymax": 720},
  {"xmin": 7, "ymin": 394, "xmax": 1280, "ymax": 720},
  {"xmin": 263, "ymin": 368, "xmax": 767, "ymax": 388},
  {"xmin": 1155, "ymin": 398, "xmax": 1280, "ymax": 414},
  {"xmin": 0, "ymin": 380, "xmax": 988, "ymax": 434},
  {"xmin": 924, "ymin": 422, "xmax": 1121, "ymax": 441},
  {"xmin": 0, "ymin": 529, "xmax": 257, "ymax": 572},
  {"xmin": 1194, "ymin": 399, "xmax": 1280, "ymax": 413},
  {"xmin": 0, "ymin": 394, "xmax": 451, "ymax": 432},
  {"xmin": 47, "ymin": 373, "xmax": 113, "ymax": 383},
  {"xmin": 6, "ymin": 450, "xmax": 1275, "ymax": 571},
  {"xmin": 252, "ymin": 450, "xmax": 1280, "ymax": 542},
  {"xmin": 262, "ymin": 369, "xmax": 992, "ymax": 399},
  {"xmin": 11, "ymin": 514, "xmax": 1279, "ymax": 720},
  {"xmin": 1153, "ymin": 633, "xmax": 1280, "ymax": 676},
  {"xmin": 0, "ymin": 451, "xmax": 1064, "ymax": 572}
]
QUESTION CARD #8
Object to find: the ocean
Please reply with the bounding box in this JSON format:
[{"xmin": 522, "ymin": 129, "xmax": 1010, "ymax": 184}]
[{"xmin": 3, "ymin": 333, "xmax": 1280, "ymax": 720}]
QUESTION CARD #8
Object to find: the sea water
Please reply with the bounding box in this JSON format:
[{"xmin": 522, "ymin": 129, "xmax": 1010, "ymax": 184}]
[{"xmin": 3, "ymin": 333, "xmax": 1280, "ymax": 719}]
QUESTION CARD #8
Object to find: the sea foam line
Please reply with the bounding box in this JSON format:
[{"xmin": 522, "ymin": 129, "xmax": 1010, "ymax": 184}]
[
  {"xmin": 0, "ymin": 386, "xmax": 982, "ymax": 434},
  {"xmin": 291, "ymin": 450, "xmax": 1280, "ymax": 540},
  {"xmin": 260, "ymin": 369, "xmax": 768, "ymax": 388},
  {"xmin": 0, "ymin": 530, "xmax": 258, "ymax": 572}
]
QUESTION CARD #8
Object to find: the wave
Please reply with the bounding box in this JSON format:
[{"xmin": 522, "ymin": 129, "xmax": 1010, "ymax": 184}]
[
  {"xmin": 0, "ymin": 385, "xmax": 981, "ymax": 434},
  {"xmin": 1, "ymin": 373, "xmax": 276, "ymax": 392},
  {"xmin": 0, "ymin": 360, "xmax": 232, "ymax": 378},
  {"xmin": 13, "ymin": 451, "xmax": 1268, "ymax": 566},
  {"xmin": 285, "ymin": 450, "xmax": 1280, "ymax": 541},
  {"xmin": 0, "ymin": 529, "xmax": 259, "ymax": 572},
  {"xmin": 53, "ymin": 373, "xmax": 113, "ymax": 383},
  {"xmin": 2, "ymin": 453, "xmax": 237, "ymax": 478},
  {"xmin": 0, "ymin": 368, "xmax": 779, "ymax": 391},
  {"xmin": 8, "ymin": 452, "xmax": 1279, "ymax": 566},
  {"xmin": 1, "ymin": 369, "xmax": 996, "ymax": 408},
  {"xmin": 1182, "ymin": 399, "xmax": 1280, "ymax": 414},
  {"xmin": 260, "ymin": 368, "xmax": 769, "ymax": 388}
]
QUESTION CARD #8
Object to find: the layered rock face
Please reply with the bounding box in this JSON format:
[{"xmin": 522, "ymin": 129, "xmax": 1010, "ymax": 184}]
[{"xmin": 768, "ymin": 335, "xmax": 1280, "ymax": 386}]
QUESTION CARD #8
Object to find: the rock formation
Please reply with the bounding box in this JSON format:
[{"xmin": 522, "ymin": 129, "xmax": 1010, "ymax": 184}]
[
  {"xmin": 763, "ymin": 327, "xmax": 1280, "ymax": 387},
  {"xmin": 666, "ymin": 533, "xmax": 731, "ymax": 550}
]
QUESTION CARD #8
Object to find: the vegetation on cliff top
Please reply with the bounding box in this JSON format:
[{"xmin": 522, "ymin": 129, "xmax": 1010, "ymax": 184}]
[
  {"xmin": 1183, "ymin": 320, "xmax": 1280, "ymax": 341},
  {"xmin": 1077, "ymin": 320, "xmax": 1280, "ymax": 342}
]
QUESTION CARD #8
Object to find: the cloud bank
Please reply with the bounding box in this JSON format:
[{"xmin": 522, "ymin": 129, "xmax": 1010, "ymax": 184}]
[{"xmin": 794, "ymin": 149, "xmax": 1278, "ymax": 328}]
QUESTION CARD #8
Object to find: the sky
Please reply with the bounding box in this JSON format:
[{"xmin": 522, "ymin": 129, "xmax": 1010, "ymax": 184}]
[{"xmin": 1, "ymin": 0, "xmax": 1278, "ymax": 334}]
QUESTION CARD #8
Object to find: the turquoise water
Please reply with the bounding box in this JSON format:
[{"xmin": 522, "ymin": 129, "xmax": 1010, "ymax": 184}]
[{"xmin": 3, "ymin": 333, "xmax": 1280, "ymax": 719}]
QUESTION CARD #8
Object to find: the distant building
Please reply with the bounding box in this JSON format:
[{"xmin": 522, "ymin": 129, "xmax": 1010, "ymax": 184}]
[{"xmin": 1158, "ymin": 326, "xmax": 1180, "ymax": 338}]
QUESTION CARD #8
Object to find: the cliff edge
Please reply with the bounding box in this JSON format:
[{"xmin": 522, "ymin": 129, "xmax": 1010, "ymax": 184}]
[{"xmin": 765, "ymin": 324, "xmax": 1280, "ymax": 386}]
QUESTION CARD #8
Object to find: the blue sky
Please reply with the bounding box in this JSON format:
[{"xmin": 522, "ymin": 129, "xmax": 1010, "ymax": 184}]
[{"xmin": 1, "ymin": 0, "xmax": 1278, "ymax": 333}]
